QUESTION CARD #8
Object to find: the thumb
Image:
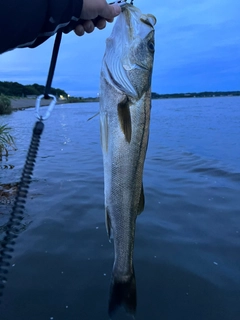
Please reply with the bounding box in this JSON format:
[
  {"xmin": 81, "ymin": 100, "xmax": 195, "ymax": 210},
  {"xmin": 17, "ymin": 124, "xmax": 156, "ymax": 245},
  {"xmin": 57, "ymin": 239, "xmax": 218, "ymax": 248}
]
[{"xmin": 99, "ymin": 3, "xmax": 121, "ymax": 20}]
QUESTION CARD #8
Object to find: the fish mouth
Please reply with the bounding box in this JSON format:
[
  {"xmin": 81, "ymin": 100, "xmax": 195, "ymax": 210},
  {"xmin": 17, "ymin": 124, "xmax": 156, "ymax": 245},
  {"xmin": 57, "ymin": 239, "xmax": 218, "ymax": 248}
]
[{"xmin": 140, "ymin": 14, "xmax": 157, "ymax": 28}]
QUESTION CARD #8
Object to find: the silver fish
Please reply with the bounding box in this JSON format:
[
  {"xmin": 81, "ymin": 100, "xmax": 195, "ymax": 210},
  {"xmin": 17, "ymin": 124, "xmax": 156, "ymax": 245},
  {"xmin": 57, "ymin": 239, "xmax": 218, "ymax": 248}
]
[{"xmin": 99, "ymin": 4, "xmax": 156, "ymax": 316}]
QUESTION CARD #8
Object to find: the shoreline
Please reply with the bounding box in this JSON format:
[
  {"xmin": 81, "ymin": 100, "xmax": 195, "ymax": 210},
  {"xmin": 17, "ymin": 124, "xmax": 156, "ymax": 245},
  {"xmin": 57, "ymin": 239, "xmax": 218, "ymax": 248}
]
[
  {"xmin": 9, "ymin": 95, "xmax": 240, "ymax": 111},
  {"xmin": 10, "ymin": 97, "xmax": 65, "ymax": 111},
  {"xmin": 10, "ymin": 97, "xmax": 99, "ymax": 111}
]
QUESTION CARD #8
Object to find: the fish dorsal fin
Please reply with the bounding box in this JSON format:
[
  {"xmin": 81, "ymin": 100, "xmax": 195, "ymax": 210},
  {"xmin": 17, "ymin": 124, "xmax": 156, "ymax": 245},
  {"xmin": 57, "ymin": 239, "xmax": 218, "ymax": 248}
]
[
  {"xmin": 118, "ymin": 96, "xmax": 132, "ymax": 143},
  {"xmin": 137, "ymin": 184, "xmax": 145, "ymax": 215},
  {"xmin": 105, "ymin": 207, "xmax": 112, "ymax": 242}
]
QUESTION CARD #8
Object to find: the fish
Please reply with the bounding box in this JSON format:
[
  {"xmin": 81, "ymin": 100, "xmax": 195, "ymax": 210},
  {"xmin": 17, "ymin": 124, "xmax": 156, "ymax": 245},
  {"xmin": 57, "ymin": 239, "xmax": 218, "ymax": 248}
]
[{"xmin": 99, "ymin": 3, "xmax": 156, "ymax": 317}]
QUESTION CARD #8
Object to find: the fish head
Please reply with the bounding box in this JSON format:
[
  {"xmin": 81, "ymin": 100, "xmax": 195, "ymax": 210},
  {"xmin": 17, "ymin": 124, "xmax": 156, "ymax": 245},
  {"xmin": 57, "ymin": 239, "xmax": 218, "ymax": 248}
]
[{"xmin": 103, "ymin": 4, "xmax": 157, "ymax": 99}]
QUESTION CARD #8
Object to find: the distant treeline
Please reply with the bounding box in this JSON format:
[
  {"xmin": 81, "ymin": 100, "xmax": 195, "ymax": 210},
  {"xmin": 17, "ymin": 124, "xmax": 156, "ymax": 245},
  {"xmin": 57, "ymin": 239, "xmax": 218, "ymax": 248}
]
[
  {"xmin": 151, "ymin": 91, "xmax": 240, "ymax": 99},
  {"xmin": 0, "ymin": 81, "xmax": 68, "ymax": 98},
  {"xmin": 1, "ymin": 81, "xmax": 239, "ymax": 100},
  {"xmin": 67, "ymin": 96, "xmax": 99, "ymax": 103}
]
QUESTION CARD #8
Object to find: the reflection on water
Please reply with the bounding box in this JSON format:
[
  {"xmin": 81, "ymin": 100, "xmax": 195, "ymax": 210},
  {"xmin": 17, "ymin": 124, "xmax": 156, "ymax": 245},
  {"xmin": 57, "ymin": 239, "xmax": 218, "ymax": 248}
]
[{"xmin": 0, "ymin": 98, "xmax": 240, "ymax": 319}]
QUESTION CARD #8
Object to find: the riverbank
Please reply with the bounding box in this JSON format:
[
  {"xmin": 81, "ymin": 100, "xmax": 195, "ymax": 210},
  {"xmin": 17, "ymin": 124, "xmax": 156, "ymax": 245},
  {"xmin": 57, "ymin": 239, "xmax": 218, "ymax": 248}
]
[
  {"xmin": 10, "ymin": 97, "xmax": 65, "ymax": 111},
  {"xmin": 10, "ymin": 97, "xmax": 99, "ymax": 111}
]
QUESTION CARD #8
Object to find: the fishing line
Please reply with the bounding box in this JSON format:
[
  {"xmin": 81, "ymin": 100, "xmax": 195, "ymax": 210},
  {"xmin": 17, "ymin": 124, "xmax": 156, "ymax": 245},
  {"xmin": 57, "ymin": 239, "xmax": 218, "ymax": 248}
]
[{"xmin": 0, "ymin": 31, "xmax": 62, "ymax": 303}]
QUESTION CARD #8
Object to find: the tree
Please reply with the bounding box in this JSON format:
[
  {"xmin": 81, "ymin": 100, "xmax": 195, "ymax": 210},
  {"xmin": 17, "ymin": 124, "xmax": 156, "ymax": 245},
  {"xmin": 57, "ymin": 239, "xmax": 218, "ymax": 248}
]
[{"xmin": 0, "ymin": 81, "xmax": 69, "ymax": 98}]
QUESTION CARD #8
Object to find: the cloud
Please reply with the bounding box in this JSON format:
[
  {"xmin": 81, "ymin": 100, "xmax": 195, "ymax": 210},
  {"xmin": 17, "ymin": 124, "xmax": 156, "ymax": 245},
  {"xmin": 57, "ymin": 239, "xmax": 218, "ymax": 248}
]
[{"xmin": 0, "ymin": 0, "xmax": 239, "ymax": 96}]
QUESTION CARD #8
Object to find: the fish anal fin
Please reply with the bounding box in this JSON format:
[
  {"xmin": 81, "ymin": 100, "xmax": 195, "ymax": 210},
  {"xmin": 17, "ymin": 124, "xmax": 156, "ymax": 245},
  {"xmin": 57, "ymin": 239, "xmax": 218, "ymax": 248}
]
[
  {"xmin": 105, "ymin": 207, "xmax": 112, "ymax": 242},
  {"xmin": 118, "ymin": 96, "xmax": 132, "ymax": 143},
  {"xmin": 137, "ymin": 184, "xmax": 145, "ymax": 215}
]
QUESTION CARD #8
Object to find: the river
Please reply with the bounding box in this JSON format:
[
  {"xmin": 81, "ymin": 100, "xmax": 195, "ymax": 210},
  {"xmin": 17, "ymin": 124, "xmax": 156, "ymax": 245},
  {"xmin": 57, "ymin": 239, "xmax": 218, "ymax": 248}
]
[{"xmin": 0, "ymin": 96, "xmax": 240, "ymax": 320}]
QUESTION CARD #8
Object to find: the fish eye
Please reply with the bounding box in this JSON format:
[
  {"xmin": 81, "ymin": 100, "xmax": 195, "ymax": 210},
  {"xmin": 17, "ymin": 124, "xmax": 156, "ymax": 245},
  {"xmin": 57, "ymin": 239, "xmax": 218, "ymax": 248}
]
[{"xmin": 148, "ymin": 41, "xmax": 155, "ymax": 52}]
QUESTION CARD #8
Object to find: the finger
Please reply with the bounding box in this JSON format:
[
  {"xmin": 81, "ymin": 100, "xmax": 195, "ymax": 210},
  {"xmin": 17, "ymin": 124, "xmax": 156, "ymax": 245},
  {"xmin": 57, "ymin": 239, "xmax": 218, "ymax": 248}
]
[
  {"xmin": 95, "ymin": 18, "xmax": 107, "ymax": 30},
  {"xmin": 106, "ymin": 18, "xmax": 114, "ymax": 23},
  {"xmin": 92, "ymin": 16, "xmax": 113, "ymax": 26},
  {"xmin": 83, "ymin": 20, "xmax": 95, "ymax": 33},
  {"xmin": 74, "ymin": 24, "xmax": 85, "ymax": 36},
  {"xmin": 99, "ymin": 3, "xmax": 121, "ymax": 20}
]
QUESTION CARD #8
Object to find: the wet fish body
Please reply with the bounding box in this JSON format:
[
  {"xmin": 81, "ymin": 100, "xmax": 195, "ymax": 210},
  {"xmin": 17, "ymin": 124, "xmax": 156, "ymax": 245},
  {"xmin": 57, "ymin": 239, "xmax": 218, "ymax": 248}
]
[{"xmin": 99, "ymin": 4, "xmax": 156, "ymax": 315}]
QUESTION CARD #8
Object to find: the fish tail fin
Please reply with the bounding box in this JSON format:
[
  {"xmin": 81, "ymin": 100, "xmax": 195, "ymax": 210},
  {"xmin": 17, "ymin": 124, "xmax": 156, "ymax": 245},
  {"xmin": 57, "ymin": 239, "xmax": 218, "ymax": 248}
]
[{"xmin": 108, "ymin": 271, "xmax": 137, "ymax": 319}]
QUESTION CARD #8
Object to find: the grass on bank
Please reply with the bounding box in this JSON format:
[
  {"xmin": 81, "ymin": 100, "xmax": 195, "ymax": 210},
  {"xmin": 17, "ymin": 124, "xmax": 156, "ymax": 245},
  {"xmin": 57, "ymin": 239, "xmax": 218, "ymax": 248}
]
[
  {"xmin": 0, "ymin": 94, "xmax": 12, "ymax": 115},
  {"xmin": 0, "ymin": 124, "xmax": 16, "ymax": 160}
]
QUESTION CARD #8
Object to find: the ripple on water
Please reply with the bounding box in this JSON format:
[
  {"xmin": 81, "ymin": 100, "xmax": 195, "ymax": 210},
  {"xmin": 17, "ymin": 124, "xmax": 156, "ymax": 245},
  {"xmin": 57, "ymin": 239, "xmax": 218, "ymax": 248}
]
[{"xmin": 1, "ymin": 99, "xmax": 240, "ymax": 319}]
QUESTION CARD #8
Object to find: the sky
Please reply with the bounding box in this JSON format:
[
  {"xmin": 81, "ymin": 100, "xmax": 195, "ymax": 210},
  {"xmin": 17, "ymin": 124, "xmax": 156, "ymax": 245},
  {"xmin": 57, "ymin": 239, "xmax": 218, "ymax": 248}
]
[{"xmin": 0, "ymin": 0, "xmax": 239, "ymax": 97}]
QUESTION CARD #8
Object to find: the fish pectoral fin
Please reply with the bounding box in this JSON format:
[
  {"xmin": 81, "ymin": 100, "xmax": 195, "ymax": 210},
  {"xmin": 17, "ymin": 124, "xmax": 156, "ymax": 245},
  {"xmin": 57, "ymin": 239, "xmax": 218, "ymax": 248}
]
[
  {"xmin": 137, "ymin": 184, "xmax": 145, "ymax": 215},
  {"xmin": 105, "ymin": 207, "xmax": 113, "ymax": 242},
  {"xmin": 118, "ymin": 96, "xmax": 132, "ymax": 143},
  {"xmin": 100, "ymin": 112, "xmax": 108, "ymax": 153},
  {"xmin": 87, "ymin": 112, "xmax": 99, "ymax": 121}
]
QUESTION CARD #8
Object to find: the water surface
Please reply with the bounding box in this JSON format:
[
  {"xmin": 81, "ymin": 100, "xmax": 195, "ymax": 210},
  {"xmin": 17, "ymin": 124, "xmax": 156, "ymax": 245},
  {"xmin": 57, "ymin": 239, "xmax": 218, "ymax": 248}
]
[{"xmin": 1, "ymin": 97, "xmax": 240, "ymax": 320}]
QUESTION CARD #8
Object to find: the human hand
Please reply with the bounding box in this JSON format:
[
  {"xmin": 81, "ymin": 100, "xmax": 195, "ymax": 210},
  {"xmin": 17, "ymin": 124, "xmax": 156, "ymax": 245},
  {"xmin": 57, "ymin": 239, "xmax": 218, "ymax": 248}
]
[{"xmin": 74, "ymin": 0, "xmax": 121, "ymax": 36}]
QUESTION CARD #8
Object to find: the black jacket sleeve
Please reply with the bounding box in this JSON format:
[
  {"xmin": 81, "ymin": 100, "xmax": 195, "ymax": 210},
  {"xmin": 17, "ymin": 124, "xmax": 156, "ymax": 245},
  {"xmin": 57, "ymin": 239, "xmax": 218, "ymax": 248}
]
[{"xmin": 0, "ymin": 0, "xmax": 83, "ymax": 54}]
